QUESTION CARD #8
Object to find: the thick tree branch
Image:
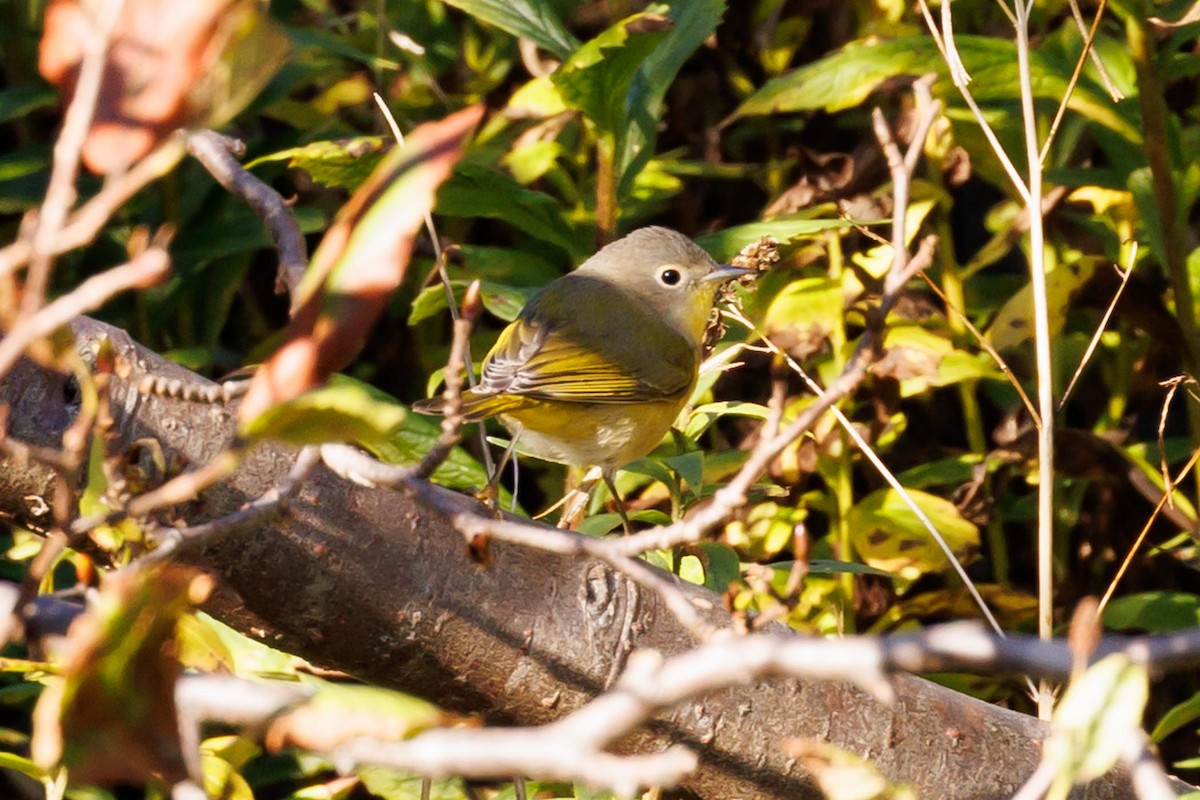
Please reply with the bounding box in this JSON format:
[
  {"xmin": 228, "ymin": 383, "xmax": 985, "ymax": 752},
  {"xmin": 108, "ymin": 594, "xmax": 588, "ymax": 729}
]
[{"xmin": 0, "ymin": 318, "xmax": 1168, "ymax": 800}]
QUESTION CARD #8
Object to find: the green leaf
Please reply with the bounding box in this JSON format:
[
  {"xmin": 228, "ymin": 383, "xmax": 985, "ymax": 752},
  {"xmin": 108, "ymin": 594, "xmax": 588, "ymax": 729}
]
[
  {"xmin": 689, "ymin": 541, "xmax": 742, "ymax": 592},
  {"xmin": 410, "ymin": 280, "xmax": 539, "ymax": 325},
  {"xmin": 663, "ymin": 450, "xmax": 705, "ymax": 496},
  {"xmin": 550, "ymin": 8, "xmax": 670, "ymax": 136},
  {"xmin": 731, "ymin": 36, "xmax": 1141, "ymax": 144},
  {"xmin": 0, "ymin": 84, "xmax": 57, "ymax": 126},
  {"xmin": 247, "ymin": 136, "xmax": 390, "ymax": 189},
  {"xmin": 1045, "ymin": 654, "xmax": 1149, "ymax": 798},
  {"xmin": 725, "ymin": 501, "xmax": 807, "ymax": 560},
  {"xmin": 986, "ymin": 258, "xmax": 1101, "ymax": 351},
  {"xmin": 695, "ymin": 217, "xmax": 865, "ymax": 261},
  {"xmin": 201, "ymin": 751, "xmax": 254, "ymax": 800},
  {"xmin": 1150, "ymin": 690, "xmax": 1200, "ymax": 743},
  {"xmin": 359, "ymin": 767, "xmax": 468, "ymax": 799},
  {"xmin": 1102, "ymin": 591, "xmax": 1200, "ymax": 632},
  {"xmin": 440, "ymin": 0, "xmax": 579, "ymax": 60},
  {"xmin": 618, "ymin": 0, "xmax": 727, "ymax": 193},
  {"xmin": 0, "ymin": 750, "xmax": 47, "ymax": 780},
  {"xmin": 846, "ymin": 488, "xmax": 980, "ymax": 583},
  {"xmin": 578, "ymin": 509, "xmax": 670, "ymax": 536},
  {"xmin": 240, "ymin": 383, "xmax": 407, "ymax": 446},
  {"xmin": 684, "ymin": 401, "xmax": 770, "ymax": 440},
  {"xmin": 758, "ymin": 276, "xmax": 844, "ymax": 356},
  {"xmin": 436, "ymin": 164, "xmax": 581, "ymax": 256}
]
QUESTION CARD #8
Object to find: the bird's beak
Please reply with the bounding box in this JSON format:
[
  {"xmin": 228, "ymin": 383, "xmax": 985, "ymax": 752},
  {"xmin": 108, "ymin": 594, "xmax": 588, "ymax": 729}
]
[{"xmin": 702, "ymin": 264, "xmax": 757, "ymax": 284}]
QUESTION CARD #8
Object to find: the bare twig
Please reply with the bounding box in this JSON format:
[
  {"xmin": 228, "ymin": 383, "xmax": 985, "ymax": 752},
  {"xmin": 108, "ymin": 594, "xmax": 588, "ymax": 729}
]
[
  {"xmin": 915, "ymin": 0, "xmax": 1032, "ymax": 205},
  {"xmin": 1122, "ymin": 732, "xmax": 1179, "ymax": 800},
  {"xmin": 70, "ymin": 446, "xmax": 246, "ymax": 536},
  {"xmin": 138, "ymin": 446, "xmax": 322, "ymax": 564},
  {"xmin": 1060, "ymin": 253, "xmax": 1136, "ymax": 409},
  {"xmin": 186, "ymin": 130, "xmax": 309, "ymax": 297},
  {"xmin": 1096, "ymin": 445, "xmax": 1200, "ymax": 619},
  {"xmin": 1039, "ymin": 0, "xmax": 1118, "ymax": 165},
  {"xmin": 410, "ymin": 281, "xmax": 482, "ymax": 481},
  {"xmin": 373, "ymin": 93, "xmax": 494, "ymax": 478},
  {"xmin": 917, "ymin": 272, "xmax": 1040, "ymax": 422},
  {"xmin": 19, "ymin": 0, "xmax": 127, "ymax": 321},
  {"xmin": 0, "ymin": 137, "xmax": 185, "ymax": 278},
  {"xmin": 0, "ymin": 247, "xmax": 171, "ymax": 381}
]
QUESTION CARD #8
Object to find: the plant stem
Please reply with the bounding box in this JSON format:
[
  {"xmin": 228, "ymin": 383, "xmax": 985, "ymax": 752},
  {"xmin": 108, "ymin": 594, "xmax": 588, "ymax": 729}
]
[
  {"xmin": 934, "ymin": 215, "xmax": 1009, "ymax": 585},
  {"xmin": 1125, "ymin": 8, "xmax": 1200, "ymax": 503},
  {"xmin": 1013, "ymin": 0, "xmax": 1056, "ymax": 720},
  {"xmin": 595, "ymin": 134, "xmax": 618, "ymax": 246}
]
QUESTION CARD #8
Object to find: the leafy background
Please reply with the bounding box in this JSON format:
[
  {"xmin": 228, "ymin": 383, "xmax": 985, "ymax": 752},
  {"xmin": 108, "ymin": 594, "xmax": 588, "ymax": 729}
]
[{"xmin": 1, "ymin": 0, "xmax": 1200, "ymax": 797}]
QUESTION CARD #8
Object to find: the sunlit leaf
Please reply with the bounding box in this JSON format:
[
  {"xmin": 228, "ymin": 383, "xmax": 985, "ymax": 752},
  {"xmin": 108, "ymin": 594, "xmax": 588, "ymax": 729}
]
[
  {"xmin": 725, "ymin": 501, "xmax": 808, "ymax": 560},
  {"xmin": 265, "ymin": 682, "xmax": 447, "ymax": 752},
  {"xmin": 436, "ymin": 164, "xmax": 581, "ymax": 256},
  {"xmin": 550, "ymin": 8, "xmax": 670, "ymax": 137},
  {"xmin": 1045, "ymin": 654, "xmax": 1149, "ymax": 799},
  {"xmin": 241, "ymin": 382, "xmax": 407, "ymax": 446},
  {"xmin": 440, "ymin": 0, "xmax": 579, "ymax": 59},
  {"xmin": 31, "ymin": 567, "xmax": 211, "ymax": 785},
  {"xmin": 39, "ymin": 0, "xmax": 287, "ymax": 173},
  {"xmin": 618, "ymin": 0, "xmax": 726, "ymax": 193},
  {"xmin": 731, "ymin": 36, "xmax": 1140, "ymax": 144},
  {"xmin": 696, "ymin": 217, "xmax": 865, "ymax": 261},
  {"xmin": 247, "ymin": 136, "xmax": 390, "ymax": 189},
  {"xmin": 986, "ymin": 258, "xmax": 1101, "ymax": 351},
  {"xmin": 847, "ymin": 488, "xmax": 979, "ymax": 583},
  {"xmin": 240, "ymin": 105, "xmax": 482, "ymax": 422}
]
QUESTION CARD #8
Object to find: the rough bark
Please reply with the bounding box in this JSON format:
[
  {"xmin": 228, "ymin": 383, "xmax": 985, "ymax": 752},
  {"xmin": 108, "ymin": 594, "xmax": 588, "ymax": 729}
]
[{"xmin": 0, "ymin": 318, "xmax": 1148, "ymax": 799}]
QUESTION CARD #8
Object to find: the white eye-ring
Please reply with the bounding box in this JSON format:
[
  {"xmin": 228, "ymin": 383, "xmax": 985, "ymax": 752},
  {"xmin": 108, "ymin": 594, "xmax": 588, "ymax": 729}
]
[{"xmin": 658, "ymin": 267, "xmax": 683, "ymax": 287}]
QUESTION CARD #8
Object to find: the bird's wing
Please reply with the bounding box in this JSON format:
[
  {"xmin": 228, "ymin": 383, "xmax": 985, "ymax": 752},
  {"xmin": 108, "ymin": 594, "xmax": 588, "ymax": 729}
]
[{"xmin": 478, "ymin": 294, "xmax": 695, "ymax": 404}]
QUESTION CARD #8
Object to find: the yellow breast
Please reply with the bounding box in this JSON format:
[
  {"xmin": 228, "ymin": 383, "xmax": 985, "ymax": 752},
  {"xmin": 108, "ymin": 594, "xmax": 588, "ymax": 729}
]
[{"xmin": 501, "ymin": 396, "xmax": 688, "ymax": 471}]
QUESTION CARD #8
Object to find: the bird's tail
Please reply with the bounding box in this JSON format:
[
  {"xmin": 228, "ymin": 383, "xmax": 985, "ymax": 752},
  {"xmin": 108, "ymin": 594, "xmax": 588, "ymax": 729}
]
[{"xmin": 411, "ymin": 388, "xmax": 527, "ymax": 422}]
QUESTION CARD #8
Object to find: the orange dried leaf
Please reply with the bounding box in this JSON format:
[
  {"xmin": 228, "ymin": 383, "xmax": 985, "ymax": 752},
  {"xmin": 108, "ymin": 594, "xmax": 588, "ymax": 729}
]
[{"xmin": 238, "ymin": 105, "xmax": 484, "ymax": 424}]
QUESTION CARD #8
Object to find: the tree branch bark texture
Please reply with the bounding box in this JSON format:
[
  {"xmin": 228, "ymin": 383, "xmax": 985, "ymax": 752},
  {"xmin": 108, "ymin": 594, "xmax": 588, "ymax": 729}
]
[{"xmin": 0, "ymin": 317, "xmax": 1146, "ymax": 800}]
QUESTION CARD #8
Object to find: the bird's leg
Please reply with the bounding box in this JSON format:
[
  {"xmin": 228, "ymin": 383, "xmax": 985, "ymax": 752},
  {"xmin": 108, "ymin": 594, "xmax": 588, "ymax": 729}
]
[
  {"xmin": 602, "ymin": 469, "xmax": 633, "ymax": 535},
  {"xmin": 477, "ymin": 424, "xmax": 522, "ymax": 509}
]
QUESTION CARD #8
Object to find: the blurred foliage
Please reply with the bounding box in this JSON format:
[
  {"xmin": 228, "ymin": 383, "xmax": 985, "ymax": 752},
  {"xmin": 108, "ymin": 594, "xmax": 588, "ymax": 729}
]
[{"xmin": 2, "ymin": 0, "xmax": 1200, "ymax": 796}]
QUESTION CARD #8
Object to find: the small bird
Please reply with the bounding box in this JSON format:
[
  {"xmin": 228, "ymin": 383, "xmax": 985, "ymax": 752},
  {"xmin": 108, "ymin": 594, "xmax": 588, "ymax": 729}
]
[{"xmin": 417, "ymin": 226, "xmax": 754, "ymax": 528}]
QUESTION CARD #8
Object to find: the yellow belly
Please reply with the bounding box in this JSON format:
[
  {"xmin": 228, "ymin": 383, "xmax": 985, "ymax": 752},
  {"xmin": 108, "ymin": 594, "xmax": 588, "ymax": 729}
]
[{"xmin": 500, "ymin": 397, "xmax": 686, "ymax": 471}]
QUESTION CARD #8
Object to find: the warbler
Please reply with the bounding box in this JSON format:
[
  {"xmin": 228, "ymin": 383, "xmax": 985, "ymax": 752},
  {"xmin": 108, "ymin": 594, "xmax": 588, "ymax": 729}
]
[{"xmin": 417, "ymin": 226, "xmax": 753, "ymax": 525}]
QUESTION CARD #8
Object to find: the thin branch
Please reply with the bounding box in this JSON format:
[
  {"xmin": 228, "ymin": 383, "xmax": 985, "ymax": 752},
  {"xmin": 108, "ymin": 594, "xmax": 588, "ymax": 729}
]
[
  {"xmin": 19, "ymin": 0, "xmax": 127, "ymax": 321},
  {"xmin": 722, "ymin": 304, "xmax": 1009, "ymax": 640},
  {"xmin": 915, "ymin": 0, "xmax": 1032, "ymax": 205},
  {"xmin": 138, "ymin": 446, "xmax": 321, "ymax": 565},
  {"xmin": 0, "ymin": 137, "xmax": 185, "ymax": 278},
  {"xmin": 1096, "ymin": 445, "xmax": 1200, "ymax": 619},
  {"xmin": 1011, "ymin": 0, "xmax": 1056, "ymax": 721},
  {"xmin": 70, "ymin": 446, "xmax": 246, "ymax": 536},
  {"xmin": 1122, "ymin": 732, "xmax": 1179, "ymax": 800},
  {"xmin": 0, "ymin": 246, "xmax": 171, "ymax": 381},
  {"xmin": 186, "ymin": 130, "xmax": 308, "ymax": 297},
  {"xmin": 1039, "ymin": 0, "xmax": 1117, "ymax": 166},
  {"xmin": 1060, "ymin": 253, "xmax": 1136, "ymax": 410},
  {"xmin": 917, "ymin": 272, "xmax": 1040, "ymax": 423},
  {"xmin": 373, "ymin": 93, "xmax": 494, "ymax": 478},
  {"xmin": 409, "ymin": 281, "xmax": 481, "ymax": 481}
]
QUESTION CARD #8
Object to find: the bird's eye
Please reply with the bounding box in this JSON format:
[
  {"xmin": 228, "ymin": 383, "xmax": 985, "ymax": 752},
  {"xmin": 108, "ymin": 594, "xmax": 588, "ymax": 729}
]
[{"xmin": 658, "ymin": 268, "xmax": 682, "ymax": 287}]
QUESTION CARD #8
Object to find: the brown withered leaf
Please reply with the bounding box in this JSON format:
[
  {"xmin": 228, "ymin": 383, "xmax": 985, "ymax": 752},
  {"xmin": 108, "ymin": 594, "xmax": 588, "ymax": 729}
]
[
  {"xmin": 39, "ymin": 0, "xmax": 287, "ymax": 174},
  {"xmin": 31, "ymin": 566, "xmax": 213, "ymax": 786},
  {"xmin": 237, "ymin": 105, "xmax": 484, "ymax": 424}
]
